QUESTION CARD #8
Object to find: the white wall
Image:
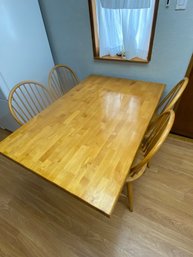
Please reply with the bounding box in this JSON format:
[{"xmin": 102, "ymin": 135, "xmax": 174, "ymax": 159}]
[{"xmin": 39, "ymin": 0, "xmax": 193, "ymax": 94}]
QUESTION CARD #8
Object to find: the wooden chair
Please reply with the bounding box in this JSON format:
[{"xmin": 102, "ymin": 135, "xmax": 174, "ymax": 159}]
[
  {"xmin": 8, "ymin": 81, "xmax": 54, "ymax": 125},
  {"xmin": 126, "ymin": 110, "xmax": 175, "ymax": 212},
  {"xmin": 48, "ymin": 64, "xmax": 79, "ymax": 100},
  {"xmin": 156, "ymin": 77, "xmax": 189, "ymax": 115},
  {"xmin": 143, "ymin": 77, "xmax": 188, "ymax": 143}
]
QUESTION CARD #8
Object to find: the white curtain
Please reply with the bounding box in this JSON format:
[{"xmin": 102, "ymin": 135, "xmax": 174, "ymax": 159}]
[
  {"xmin": 96, "ymin": 1, "xmax": 123, "ymax": 56},
  {"xmin": 96, "ymin": 0, "xmax": 155, "ymax": 60}
]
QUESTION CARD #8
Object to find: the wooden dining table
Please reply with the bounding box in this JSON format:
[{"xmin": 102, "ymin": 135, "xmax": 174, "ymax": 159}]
[{"xmin": 0, "ymin": 75, "xmax": 165, "ymax": 216}]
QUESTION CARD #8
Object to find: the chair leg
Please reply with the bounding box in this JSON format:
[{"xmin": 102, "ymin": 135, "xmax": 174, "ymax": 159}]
[{"xmin": 127, "ymin": 182, "xmax": 133, "ymax": 212}]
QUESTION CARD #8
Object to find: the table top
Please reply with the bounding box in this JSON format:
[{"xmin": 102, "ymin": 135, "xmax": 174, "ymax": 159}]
[{"xmin": 0, "ymin": 75, "xmax": 165, "ymax": 215}]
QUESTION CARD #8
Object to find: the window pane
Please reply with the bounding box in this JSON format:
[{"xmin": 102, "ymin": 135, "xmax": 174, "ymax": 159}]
[{"xmin": 89, "ymin": 0, "xmax": 159, "ymax": 62}]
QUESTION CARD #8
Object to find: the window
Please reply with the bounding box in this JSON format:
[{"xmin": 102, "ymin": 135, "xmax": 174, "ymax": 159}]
[{"xmin": 89, "ymin": 0, "xmax": 159, "ymax": 63}]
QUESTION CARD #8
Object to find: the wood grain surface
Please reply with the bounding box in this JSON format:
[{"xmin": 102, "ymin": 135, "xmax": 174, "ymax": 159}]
[{"xmin": 0, "ymin": 75, "xmax": 164, "ymax": 215}]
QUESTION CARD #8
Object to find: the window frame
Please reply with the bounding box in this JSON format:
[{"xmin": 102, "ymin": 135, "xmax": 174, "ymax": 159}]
[{"xmin": 88, "ymin": 0, "xmax": 159, "ymax": 63}]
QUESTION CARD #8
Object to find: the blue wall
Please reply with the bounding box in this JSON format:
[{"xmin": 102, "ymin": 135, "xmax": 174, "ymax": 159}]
[{"xmin": 39, "ymin": 0, "xmax": 193, "ymax": 94}]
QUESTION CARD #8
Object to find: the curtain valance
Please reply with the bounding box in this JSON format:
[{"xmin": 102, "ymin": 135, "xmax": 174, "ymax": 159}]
[{"xmin": 100, "ymin": 0, "xmax": 150, "ymax": 9}]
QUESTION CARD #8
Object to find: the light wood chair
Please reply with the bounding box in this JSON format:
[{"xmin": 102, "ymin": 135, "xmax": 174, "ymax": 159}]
[
  {"xmin": 48, "ymin": 64, "xmax": 79, "ymax": 100},
  {"xmin": 8, "ymin": 81, "xmax": 54, "ymax": 125},
  {"xmin": 143, "ymin": 77, "xmax": 188, "ymax": 144},
  {"xmin": 156, "ymin": 77, "xmax": 189, "ymax": 116},
  {"xmin": 126, "ymin": 110, "xmax": 175, "ymax": 212}
]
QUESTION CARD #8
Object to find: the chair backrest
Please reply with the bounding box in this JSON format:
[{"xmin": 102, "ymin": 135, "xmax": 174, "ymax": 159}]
[
  {"xmin": 8, "ymin": 81, "xmax": 54, "ymax": 125},
  {"xmin": 157, "ymin": 77, "xmax": 189, "ymax": 114},
  {"xmin": 48, "ymin": 64, "xmax": 79, "ymax": 99},
  {"xmin": 129, "ymin": 110, "xmax": 175, "ymax": 179}
]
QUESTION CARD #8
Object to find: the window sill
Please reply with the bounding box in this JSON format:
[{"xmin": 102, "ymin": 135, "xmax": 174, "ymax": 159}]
[{"xmin": 94, "ymin": 55, "xmax": 149, "ymax": 63}]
